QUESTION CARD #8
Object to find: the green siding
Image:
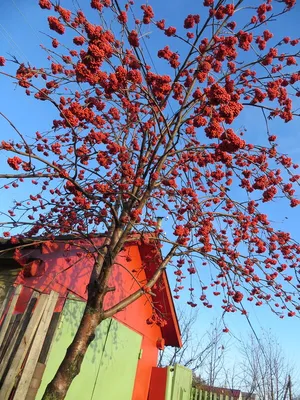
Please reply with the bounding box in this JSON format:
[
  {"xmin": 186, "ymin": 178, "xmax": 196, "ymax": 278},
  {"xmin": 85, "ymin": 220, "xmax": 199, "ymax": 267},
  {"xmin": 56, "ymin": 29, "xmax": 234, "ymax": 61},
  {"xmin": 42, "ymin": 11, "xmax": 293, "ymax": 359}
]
[
  {"xmin": 165, "ymin": 364, "xmax": 192, "ymax": 400},
  {"xmin": 36, "ymin": 298, "xmax": 142, "ymax": 400},
  {"xmin": 165, "ymin": 367, "xmax": 174, "ymax": 400},
  {"xmin": 91, "ymin": 319, "xmax": 142, "ymax": 400},
  {"xmin": 171, "ymin": 365, "xmax": 192, "ymax": 400}
]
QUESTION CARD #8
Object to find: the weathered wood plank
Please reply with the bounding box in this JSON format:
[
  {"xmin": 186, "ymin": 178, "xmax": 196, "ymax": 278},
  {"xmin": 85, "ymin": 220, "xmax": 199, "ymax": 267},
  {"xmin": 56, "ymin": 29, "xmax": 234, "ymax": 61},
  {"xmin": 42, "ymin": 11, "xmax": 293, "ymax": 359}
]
[
  {"xmin": 0, "ymin": 285, "xmax": 22, "ymax": 348},
  {"xmin": 29, "ymin": 362, "xmax": 46, "ymax": 389},
  {"xmin": 0, "ymin": 293, "xmax": 38, "ymax": 383},
  {"xmin": 24, "ymin": 312, "xmax": 61, "ymax": 400},
  {"xmin": 38, "ymin": 312, "xmax": 60, "ymax": 364},
  {"xmin": 24, "ymin": 362, "xmax": 46, "ymax": 400},
  {"xmin": 0, "ymin": 314, "xmax": 19, "ymax": 364},
  {"xmin": 0, "ymin": 286, "xmax": 14, "ymax": 322},
  {"xmin": 14, "ymin": 291, "xmax": 59, "ymax": 399},
  {"xmin": 0, "ymin": 293, "xmax": 49, "ymax": 400}
]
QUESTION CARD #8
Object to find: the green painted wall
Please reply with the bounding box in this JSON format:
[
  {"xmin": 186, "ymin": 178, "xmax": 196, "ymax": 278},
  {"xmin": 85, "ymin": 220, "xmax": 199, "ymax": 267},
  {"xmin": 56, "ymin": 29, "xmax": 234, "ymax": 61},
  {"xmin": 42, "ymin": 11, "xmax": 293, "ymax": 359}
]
[
  {"xmin": 165, "ymin": 367, "xmax": 174, "ymax": 400},
  {"xmin": 171, "ymin": 364, "xmax": 192, "ymax": 400},
  {"xmin": 165, "ymin": 364, "xmax": 192, "ymax": 400},
  {"xmin": 36, "ymin": 298, "xmax": 142, "ymax": 400}
]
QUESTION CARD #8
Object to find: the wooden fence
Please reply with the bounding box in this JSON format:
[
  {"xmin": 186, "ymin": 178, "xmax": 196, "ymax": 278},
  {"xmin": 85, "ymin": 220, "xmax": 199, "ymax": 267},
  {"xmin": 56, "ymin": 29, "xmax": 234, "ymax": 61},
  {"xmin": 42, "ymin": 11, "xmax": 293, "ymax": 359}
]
[
  {"xmin": 191, "ymin": 387, "xmax": 241, "ymax": 400},
  {"xmin": 0, "ymin": 285, "xmax": 60, "ymax": 400}
]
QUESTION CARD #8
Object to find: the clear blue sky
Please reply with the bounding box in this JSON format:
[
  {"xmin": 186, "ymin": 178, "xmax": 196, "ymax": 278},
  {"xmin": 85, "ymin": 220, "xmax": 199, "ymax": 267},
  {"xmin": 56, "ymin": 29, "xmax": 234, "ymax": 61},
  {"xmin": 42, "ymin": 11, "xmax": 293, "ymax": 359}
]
[{"xmin": 1, "ymin": 0, "xmax": 300, "ymax": 383}]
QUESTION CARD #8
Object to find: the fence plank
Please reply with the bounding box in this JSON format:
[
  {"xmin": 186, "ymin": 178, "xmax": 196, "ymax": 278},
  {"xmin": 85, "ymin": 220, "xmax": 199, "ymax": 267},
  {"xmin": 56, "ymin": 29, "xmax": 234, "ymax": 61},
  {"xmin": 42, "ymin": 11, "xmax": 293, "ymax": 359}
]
[
  {"xmin": 38, "ymin": 312, "xmax": 61, "ymax": 364},
  {"xmin": 0, "ymin": 293, "xmax": 49, "ymax": 400},
  {"xmin": 0, "ymin": 286, "xmax": 15, "ymax": 322},
  {"xmin": 0, "ymin": 314, "xmax": 19, "ymax": 365},
  {"xmin": 25, "ymin": 363, "xmax": 46, "ymax": 400},
  {"xmin": 0, "ymin": 285, "xmax": 22, "ymax": 348},
  {"xmin": 0, "ymin": 293, "xmax": 38, "ymax": 382},
  {"xmin": 14, "ymin": 291, "xmax": 59, "ymax": 399},
  {"xmin": 191, "ymin": 387, "xmax": 195, "ymax": 400}
]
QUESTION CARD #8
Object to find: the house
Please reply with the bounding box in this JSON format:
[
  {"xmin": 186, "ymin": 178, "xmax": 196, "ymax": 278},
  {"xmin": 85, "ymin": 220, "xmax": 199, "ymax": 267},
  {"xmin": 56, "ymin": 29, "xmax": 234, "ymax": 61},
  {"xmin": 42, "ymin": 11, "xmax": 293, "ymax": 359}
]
[{"xmin": 0, "ymin": 235, "xmax": 182, "ymax": 400}]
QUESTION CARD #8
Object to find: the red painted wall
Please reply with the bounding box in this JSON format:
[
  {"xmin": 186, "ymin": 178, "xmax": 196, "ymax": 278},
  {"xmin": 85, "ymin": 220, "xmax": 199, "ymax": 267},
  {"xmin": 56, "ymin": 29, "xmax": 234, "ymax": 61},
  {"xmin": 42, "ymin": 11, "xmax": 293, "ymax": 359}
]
[
  {"xmin": 132, "ymin": 335, "xmax": 160, "ymax": 400},
  {"xmin": 148, "ymin": 367, "xmax": 168, "ymax": 400},
  {"xmin": 12, "ymin": 240, "xmax": 165, "ymax": 400}
]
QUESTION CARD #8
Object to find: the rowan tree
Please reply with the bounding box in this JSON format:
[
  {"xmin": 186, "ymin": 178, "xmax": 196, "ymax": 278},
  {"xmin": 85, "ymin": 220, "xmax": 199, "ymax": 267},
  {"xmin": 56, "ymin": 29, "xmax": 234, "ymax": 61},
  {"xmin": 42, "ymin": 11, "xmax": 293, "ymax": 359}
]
[{"xmin": 1, "ymin": 0, "xmax": 300, "ymax": 398}]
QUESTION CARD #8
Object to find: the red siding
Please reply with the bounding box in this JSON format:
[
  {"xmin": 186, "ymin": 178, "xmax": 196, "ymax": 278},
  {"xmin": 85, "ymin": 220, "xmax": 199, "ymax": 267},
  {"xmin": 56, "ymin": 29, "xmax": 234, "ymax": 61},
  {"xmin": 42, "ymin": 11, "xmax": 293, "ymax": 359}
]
[
  {"xmin": 148, "ymin": 367, "xmax": 168, "ymax": 400},
  {"xmin": 132, "ymin": 336, "xmax": 160, "ymax": 400}
]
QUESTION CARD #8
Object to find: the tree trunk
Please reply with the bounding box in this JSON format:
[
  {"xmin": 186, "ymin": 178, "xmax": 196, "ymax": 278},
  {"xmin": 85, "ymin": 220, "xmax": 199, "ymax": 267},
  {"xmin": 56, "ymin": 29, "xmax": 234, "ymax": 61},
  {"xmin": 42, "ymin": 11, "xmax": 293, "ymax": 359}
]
[{"xmin": 41, "ymin": 303, "xmax": 102, "ymax": 400}]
